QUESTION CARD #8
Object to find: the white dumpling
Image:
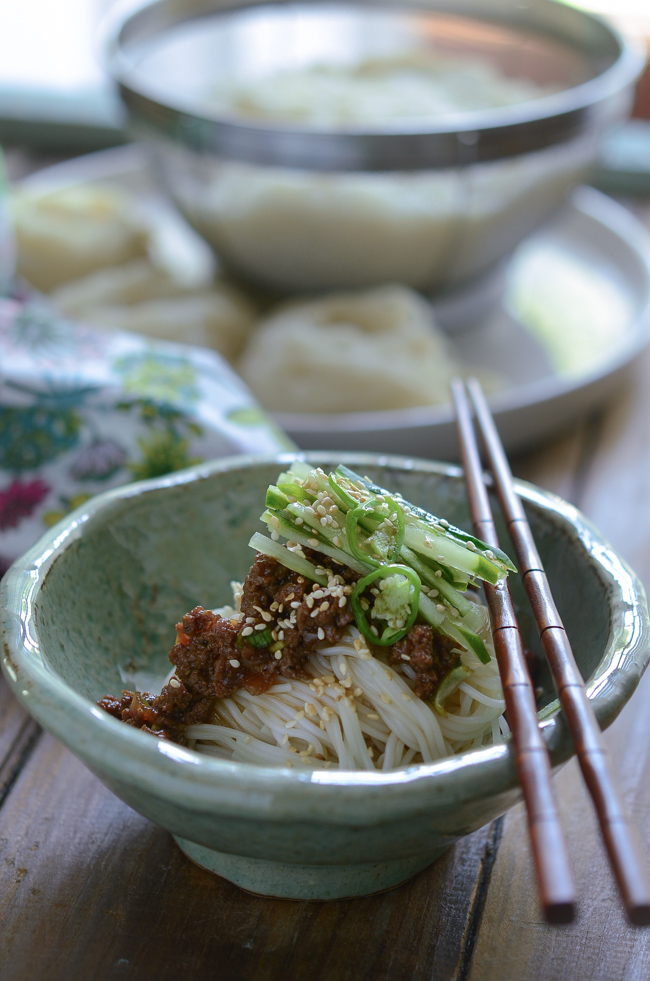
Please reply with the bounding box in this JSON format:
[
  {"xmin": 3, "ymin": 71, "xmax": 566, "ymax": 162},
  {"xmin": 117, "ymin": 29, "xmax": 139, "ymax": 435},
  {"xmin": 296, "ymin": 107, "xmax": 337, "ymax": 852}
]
[
  {"xmin": 51, "ymin": 258, "xmax": 185, "ymax": 315},
  {"xmin": 12, "ymin": 184, "xmax": 150, "ymax": 292},
  {"xmin": 239, "ymin": 285, "xmax": 461, "ymax": 413},
  {"xmin": 77, "ymin": 286, "xmax": 257, "ymax": 363}
]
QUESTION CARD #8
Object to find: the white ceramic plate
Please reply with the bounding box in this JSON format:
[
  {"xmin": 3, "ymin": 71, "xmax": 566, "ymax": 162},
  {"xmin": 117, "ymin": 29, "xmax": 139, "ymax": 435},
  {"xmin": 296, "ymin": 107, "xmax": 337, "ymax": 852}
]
[{"xmin": 22, "ymin": 144, "xmax": 650, "ymax": 458}]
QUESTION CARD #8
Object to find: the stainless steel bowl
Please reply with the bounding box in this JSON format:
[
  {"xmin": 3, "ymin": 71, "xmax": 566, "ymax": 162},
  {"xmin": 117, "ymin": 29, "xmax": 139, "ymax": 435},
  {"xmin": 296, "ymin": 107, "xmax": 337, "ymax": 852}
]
[{"xmin": 105, "ymin": 0, "xmax": 645, "ymax": 294}]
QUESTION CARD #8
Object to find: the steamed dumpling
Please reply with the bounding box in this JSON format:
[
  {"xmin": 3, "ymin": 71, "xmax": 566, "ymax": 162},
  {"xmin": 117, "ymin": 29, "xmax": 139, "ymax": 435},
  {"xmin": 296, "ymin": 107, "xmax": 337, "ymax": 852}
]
[
  {"xmin": 239, "ymin": 285, "xmax": 460, "ymax": 413},
  {"xmin": 12, "ymin": 184, "xmax": 150, "ymax": 292}
]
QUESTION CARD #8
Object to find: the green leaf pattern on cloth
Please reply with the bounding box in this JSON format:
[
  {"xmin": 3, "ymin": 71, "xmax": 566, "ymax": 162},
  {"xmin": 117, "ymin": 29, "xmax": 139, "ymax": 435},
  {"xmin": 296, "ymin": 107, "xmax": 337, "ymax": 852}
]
[{"xmin": 0, "ymin": 290, "xmax": 293, "ymax": 574}]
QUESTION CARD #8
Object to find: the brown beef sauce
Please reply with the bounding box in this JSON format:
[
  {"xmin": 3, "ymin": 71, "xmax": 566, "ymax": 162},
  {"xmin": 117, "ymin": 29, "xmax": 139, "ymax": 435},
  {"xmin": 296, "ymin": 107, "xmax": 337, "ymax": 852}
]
[{"xmin": 97, "ymin": 552, "xmax": 469, "ymax": 740}]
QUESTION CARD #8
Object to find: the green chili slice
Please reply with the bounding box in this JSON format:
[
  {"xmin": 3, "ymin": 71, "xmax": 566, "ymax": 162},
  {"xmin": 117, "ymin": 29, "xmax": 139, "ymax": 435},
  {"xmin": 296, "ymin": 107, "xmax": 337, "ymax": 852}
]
[
  {"xmin": 346, "ymin": 497, "xmax": 405, "ymax": 567},
  {"xmin": 351, "ymin": 564, "xmax": 421, "ymax": 646},
  {"xmin": 432, "ymin": 663, "xmax": 473, "ymax": 716},
  {"xmin": 328, "ymin": 472, "xmax": 360, "ymax": 511}
]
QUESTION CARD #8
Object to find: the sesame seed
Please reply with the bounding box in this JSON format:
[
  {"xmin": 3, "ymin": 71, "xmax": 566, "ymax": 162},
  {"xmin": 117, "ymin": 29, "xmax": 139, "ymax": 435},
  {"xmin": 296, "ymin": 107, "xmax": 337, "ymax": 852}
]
[
  {"xmin": 285, "ymin": 720, "xmax": 297, "ymax": 729},
  {"xmin": 244, "ymin": 735, "xmax": 252, "ymax": 744},
  {"xmin": 275, "ymin": 650, "xmax": 282, "ymax": 660},
  {"xmin": 435, "ymin": 570, "xmax": 442, "ymax": 578},
  {"xmin": 437, "ymin": 554, "xmax": 446, "ymax": 562},
  {"xmin": 320, "ymin": 601, "xmax": 330, "ymax": 611},
  {"xmin": 261, "ymin": 611, "xmax": 273, "ymax": 622},
  {"xmin": 339, "ymin": 596, "xmax": 347, "ymax": 608},
  {"xmin": 436, "ymin": 604, "xmax": 446, "ymax": 613},
  {"xmin": 380, "ymin": 694, "xmax": 392, "ymax": 705},
  {"xmin": 466, "ymin": 540, "xmax": 477, "ymax": 551},
  {"xmin": 424, "ymin": 539, "xmax": 433, "ymax": 549},
  {"xmin": 370, "ymin": 626, "xmax": 379, "ymax": 636},
  {"xmin": 294, "ymin": 710, "xmax": 305, "ymax": 720},
  {"xmin": 229, "ymin": 659, "xmax": 240, "ymax": 668},
  {"xmin": 169, "ymin": 677, "xmax": 180, "ymax": 689},
  {"xmin": 241, "ymin": 627, "xmax": 253, "ymax": 637},
  {"xmin": 317, "ymin": 628, "xmax": 325, "ymax": 640},
  {"xmin": 367, "ymin": 713, "xmax": 380, "ymax": 721},
  {"xmin": 271, "ymin": 531, "xmax": 280, "ymax": 541},
  {"xmin": 308, "ymin": 539, "xmax": 319, "ymax": 547},
  {"xmin": 254, "ymin": 622, "xmax": 267, "ymax": 631},
  {"xmin": 400, "ymin": 654, "xmax": 411, "ymax": 661}
]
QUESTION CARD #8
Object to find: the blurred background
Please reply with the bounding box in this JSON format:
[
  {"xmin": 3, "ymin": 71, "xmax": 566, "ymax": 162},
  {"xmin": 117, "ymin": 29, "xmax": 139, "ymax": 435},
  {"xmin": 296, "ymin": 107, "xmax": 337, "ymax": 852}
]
[{"xmin": 1, "ymin": 0, "xmax": 649, "ymax": 153}]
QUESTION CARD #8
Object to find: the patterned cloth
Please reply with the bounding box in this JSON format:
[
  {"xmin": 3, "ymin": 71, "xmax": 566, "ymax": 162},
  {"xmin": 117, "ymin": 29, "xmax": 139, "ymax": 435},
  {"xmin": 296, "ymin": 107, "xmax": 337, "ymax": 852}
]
[{"xmin": 0, "ymin": 285, "xmax": 292, "ymax": 574}]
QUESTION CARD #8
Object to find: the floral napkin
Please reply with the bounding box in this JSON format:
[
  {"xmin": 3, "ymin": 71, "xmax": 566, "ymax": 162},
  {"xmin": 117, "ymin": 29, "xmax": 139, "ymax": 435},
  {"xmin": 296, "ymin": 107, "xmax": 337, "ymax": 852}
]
[{"xmin": 0, "ymin": 286, "xmax": 293, "ymax": 575}]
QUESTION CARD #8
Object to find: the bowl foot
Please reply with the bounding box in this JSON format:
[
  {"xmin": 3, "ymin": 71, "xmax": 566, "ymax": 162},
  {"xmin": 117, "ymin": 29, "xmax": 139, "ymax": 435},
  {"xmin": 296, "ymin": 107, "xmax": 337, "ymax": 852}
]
[{"xmin": 174, "ymin": 836, "xmax": 450, "ymax": 900}]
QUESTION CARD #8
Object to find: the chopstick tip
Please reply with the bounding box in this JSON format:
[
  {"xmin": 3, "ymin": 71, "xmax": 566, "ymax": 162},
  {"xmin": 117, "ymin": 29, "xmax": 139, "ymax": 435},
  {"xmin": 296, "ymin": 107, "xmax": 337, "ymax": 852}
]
[
  {"xmin": 627, "ymin": 904, "xmax": 650, "ymax": 928},
  {"xmin": 544, "ymin": 900, "xmax": 576, "ymax": 926}
]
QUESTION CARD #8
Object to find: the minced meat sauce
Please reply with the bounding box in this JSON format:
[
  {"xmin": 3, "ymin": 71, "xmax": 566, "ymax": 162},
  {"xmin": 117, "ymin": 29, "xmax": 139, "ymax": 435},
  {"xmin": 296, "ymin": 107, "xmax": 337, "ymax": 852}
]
[{"xmin": 97, "ymin": 551, "xmax": 462, "ymax": 741}]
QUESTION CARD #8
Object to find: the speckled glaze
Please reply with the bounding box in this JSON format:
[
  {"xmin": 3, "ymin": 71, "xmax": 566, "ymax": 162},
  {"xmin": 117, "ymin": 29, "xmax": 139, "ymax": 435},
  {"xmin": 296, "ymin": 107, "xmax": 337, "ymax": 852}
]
[{"xmin": 2, "ymin": 453, "xmax": 649, "ymax": 900}]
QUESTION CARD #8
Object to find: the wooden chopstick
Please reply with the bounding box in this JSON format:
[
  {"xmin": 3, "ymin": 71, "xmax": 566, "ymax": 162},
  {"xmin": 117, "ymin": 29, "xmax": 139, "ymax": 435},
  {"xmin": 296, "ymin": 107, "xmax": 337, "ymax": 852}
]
[
  {"xmin": 450, "ymin": 378, "xmax": 575, "ymax": 925},
  {"xmin": 461, "ymin": 375, "xmax": 650, "ymax": 927}
]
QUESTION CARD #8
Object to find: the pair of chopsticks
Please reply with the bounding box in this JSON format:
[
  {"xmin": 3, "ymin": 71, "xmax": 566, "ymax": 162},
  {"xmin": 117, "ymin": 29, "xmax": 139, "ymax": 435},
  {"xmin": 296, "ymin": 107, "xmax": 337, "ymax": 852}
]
[{"xmin": 451, "ymin": 377, "xmax": 650, "ymax": 926}]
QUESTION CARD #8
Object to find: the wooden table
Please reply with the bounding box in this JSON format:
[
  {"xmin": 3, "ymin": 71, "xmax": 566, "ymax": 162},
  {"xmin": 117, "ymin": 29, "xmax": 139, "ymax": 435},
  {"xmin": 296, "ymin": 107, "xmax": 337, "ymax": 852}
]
[{"xmin": 2, "ymin": 152, "xmax": 650, "ymax": 980}]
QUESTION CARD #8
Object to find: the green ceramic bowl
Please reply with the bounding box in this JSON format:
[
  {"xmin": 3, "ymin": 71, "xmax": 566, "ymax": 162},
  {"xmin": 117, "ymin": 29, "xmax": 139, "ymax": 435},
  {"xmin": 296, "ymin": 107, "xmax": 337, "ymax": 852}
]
[{"xmin": 2, "ymin": 453, "xmax": 649, "ymax": 900}]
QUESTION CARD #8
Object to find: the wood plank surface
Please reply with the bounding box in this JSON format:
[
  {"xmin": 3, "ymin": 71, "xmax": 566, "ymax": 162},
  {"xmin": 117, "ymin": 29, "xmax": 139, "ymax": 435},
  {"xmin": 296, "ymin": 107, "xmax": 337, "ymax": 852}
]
[{"xmin": 0, "ymin": 731, "xmax": 498, "ymax": 981}]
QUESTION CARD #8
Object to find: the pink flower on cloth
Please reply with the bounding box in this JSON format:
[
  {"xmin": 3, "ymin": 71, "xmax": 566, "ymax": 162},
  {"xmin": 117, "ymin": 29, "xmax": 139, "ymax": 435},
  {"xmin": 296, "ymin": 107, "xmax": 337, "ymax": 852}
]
[{"xmin": 0, "ymin": 478, "xmax": 50, "ymax": 530}]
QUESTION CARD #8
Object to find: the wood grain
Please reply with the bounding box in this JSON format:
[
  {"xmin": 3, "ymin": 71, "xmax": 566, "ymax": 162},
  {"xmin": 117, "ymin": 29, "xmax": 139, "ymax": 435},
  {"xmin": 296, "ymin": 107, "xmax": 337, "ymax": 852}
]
[{"xmin": 0, "ymin": 732, "xmax": 498, "ymax": 981}]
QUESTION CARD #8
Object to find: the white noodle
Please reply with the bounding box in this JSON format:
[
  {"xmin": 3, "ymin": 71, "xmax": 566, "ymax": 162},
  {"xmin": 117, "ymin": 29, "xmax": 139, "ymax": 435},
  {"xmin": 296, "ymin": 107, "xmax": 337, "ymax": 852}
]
[{"xmin": 185, "ymin": 616, "xmax": 506, "ymax": 769}]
